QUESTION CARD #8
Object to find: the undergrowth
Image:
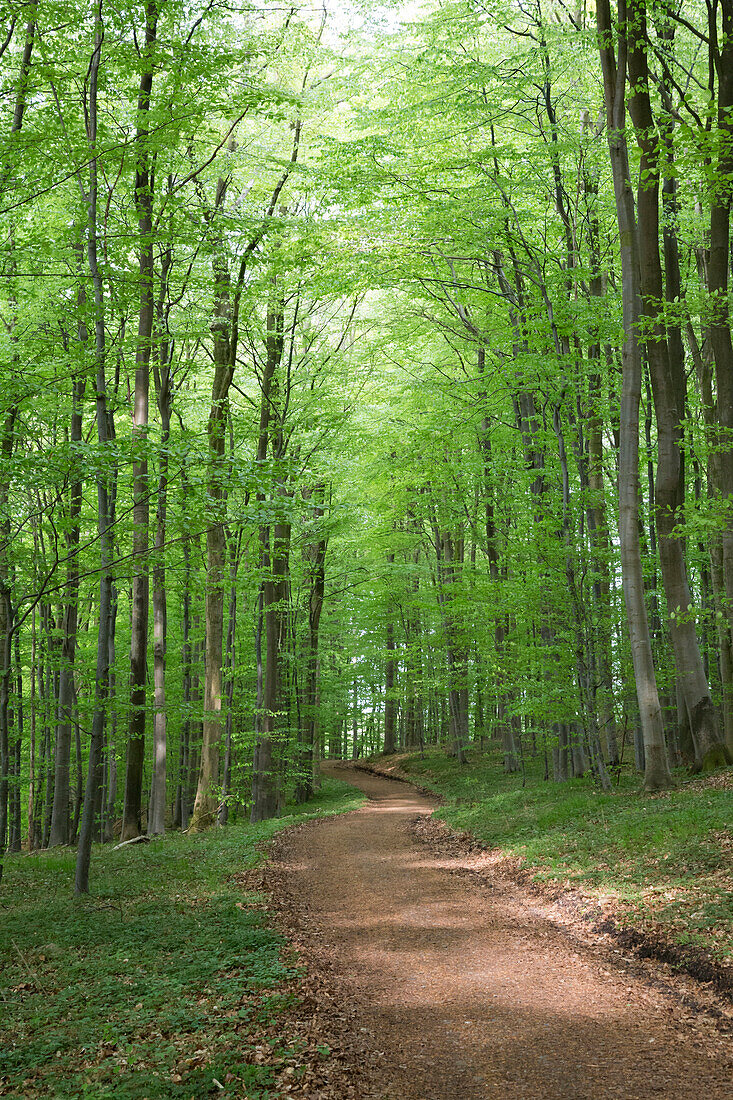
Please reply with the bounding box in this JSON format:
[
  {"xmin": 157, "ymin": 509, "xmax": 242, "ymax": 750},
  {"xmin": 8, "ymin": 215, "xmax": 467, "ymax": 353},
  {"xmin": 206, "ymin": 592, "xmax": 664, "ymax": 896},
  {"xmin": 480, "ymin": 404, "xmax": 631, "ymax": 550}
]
[
  {"xmin": 0, "ymin": 779, "xmax": 365, "ymax": 1099},
  {"xmin": 393, "ymin": 748, "xmax": 733, "ymax": 963}
]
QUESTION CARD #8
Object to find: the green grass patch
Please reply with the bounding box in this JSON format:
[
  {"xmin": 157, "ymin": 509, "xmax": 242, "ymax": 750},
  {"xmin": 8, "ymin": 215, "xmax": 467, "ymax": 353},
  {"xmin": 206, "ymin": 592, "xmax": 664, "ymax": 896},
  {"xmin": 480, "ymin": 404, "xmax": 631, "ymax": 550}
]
[
  {"xmin": 396, "ymin": 747, "xmax": 733, "ymax": 961},
  {"xmin": 0, "ymin": 779, "xmax": 365, "ymax": 1099}
]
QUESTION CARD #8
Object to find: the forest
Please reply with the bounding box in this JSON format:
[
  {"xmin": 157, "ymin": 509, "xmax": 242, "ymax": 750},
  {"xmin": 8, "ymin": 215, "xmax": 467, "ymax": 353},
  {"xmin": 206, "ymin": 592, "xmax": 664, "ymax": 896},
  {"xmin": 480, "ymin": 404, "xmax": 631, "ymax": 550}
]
[
  {"xmin": 3, "ymin": 0, "xmax": 733, "ymax": 1095},
  {"xmin": 1, "ymin": 0, "xmax": 733, "ymax": 889}
]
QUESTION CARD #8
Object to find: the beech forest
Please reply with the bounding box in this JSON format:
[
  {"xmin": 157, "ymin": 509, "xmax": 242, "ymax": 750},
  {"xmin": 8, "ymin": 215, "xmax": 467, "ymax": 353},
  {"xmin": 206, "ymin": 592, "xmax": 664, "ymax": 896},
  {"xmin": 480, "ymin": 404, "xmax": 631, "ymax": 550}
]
[
  {"xmin": 2, "ymin": 0, "xmax": 733, "ymax": 880},
  {"xmin": 3, "ymin": 1, "xmax": 733, "ymax": 1096}
]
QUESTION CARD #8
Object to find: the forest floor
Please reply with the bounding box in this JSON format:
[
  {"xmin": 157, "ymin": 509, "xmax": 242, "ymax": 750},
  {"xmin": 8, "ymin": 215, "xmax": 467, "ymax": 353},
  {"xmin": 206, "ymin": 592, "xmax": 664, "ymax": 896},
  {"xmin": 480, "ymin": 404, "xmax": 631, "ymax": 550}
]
[
  {"xmin": 0, "ymin": 779, "xmax": 367, "ymax": 1100},
  {"xmin": 4, "ymin": 759, "xmax": 732, "ymax": 1098},
  {"xmin": 260, "ymin": 762, "xmax": 733, "ymax": 1100}
]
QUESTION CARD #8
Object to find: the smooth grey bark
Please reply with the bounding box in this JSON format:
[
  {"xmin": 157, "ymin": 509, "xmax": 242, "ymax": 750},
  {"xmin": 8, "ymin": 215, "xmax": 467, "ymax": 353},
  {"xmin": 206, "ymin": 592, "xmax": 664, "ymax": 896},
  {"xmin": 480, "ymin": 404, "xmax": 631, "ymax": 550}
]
[
  {"xmin": 218, "ymin": 526, "xmax": 240, "ymax": 824},
  {"xmin": 9, "ymin": 631, "xmax": 23, "ymax": 853},
  {"xmin": 75, "ymin": 4, "xmax": 114, "ymax": 893},
  {"xmin": 582, "ymin": 127, "xmax": 620, "ymax": 764},
  {"xmin": 147, "ymin": 397, "xmax": 169, "ymax": 836},
  {"xmin": 175, "ymin": 512, "xmax": 194, "ymax": 829},
  {"xmin": 49, "ymin": 341, "xmax": 85, "ymax": 846},
  {"xmin": 596, "ymin": 0, "xmax": 673, "ymax": 789},
  {"xmin": 351, "ymin": 676, "xmax": 359, "ymax": 759},
  {"xmin": 626, "ymin": 0, "xmax": 728, "ymax": 772},
  {"xmin": 477, "ymin": 352, "xmax": 518, "ymax": 772},
  {"xmin": 102, "ymin": 544, "xmax": 118, "ymax": 843},
  {"xmin": 190, "ymin": 289, "xmax": 233, "ymax": 831},
  {"xmin": 403, "ymin": 533, "xmax": 425, "ymax": 754},
  {"xmin": 148, "ymin": 253, "xmax": 173, "ymax": 837},
  {"xmin": 121, "ymin": 0, "xmax": 158, "ymax": 842},
  {"xmin": 27, "ymin": 609, "xmax": 37, "ymax": 847},
  {"xmin": 40, "ymin": 603, "xmax": 57, "ymax": 848},
  {"xmin": 383, "ymin": 554, "xmax": 398, "ymax": 755},
  {"xmin": 0, "ymin": 589, "xmax": 11, "ymax": 882},
  {"xmin": 704, "ymin": 0, "xmax": 733, "ymax": 737},
  {"xmin": 250, "ymin": 293, "xmax": 286, "ymax": 823},
  {"xmin": 687, "ymin": 315, "xmax": 733, "ymax": 756},
  {"xmin": 251, "ymin": 514, "xmax": 291, "ymax": 820},
  {"xmin": 295, "ymin": 487, "xmax": 327, "ymax": 801}
]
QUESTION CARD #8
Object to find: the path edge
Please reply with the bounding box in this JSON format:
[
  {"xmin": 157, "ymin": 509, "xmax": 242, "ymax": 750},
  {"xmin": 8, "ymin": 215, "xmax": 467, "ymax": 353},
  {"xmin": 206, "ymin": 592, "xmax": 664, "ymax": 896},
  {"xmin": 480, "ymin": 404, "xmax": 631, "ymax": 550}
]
[{"xmin": 343, "ymin": 756, "xmax": 733, "ymax": 1009}]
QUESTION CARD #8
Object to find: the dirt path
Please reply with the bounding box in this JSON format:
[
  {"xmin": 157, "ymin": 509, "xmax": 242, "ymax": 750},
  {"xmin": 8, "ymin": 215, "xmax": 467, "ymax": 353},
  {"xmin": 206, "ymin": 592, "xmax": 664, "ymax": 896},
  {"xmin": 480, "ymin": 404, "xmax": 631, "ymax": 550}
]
[{"xmin": 267, "ymin": 763, "xmax": 732, "ymax": 1099}]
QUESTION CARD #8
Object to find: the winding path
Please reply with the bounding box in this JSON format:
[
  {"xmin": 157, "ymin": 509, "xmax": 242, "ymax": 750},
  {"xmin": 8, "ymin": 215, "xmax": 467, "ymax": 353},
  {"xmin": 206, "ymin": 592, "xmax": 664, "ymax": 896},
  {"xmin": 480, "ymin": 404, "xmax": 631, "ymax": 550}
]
[{"xmin": 271, "ymin": 763, "xmax": 731, "ymax": 1099}]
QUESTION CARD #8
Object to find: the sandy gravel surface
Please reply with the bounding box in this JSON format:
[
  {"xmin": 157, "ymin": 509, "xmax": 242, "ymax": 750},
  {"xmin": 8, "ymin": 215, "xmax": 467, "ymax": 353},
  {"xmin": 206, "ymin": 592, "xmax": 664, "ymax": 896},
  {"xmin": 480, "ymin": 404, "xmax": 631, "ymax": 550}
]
[{"xmin": 266, "ymin": 762, "xmax": 732, "ymax": 1099}]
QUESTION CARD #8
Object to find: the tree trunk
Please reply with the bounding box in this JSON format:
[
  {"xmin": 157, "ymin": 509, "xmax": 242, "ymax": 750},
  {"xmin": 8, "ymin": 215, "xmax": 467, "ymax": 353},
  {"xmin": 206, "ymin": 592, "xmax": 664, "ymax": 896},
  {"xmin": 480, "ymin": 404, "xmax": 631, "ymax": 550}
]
[
  {"xmin": 189, "ymin": 381, "xmax": 231, "ymax": 831},
  {"xmin": 75, "ymin": 3, "xmax": 114, "ymax": 892},
  {"xmin": 251, "ymin": 516, "xmax": 291, "ymax": 820},
  {"xmin": 582, "ymin": 134, "xmax": 620, "ymax": 765},
  {"xmin": 218, "ymin": 530, "xmax": 239, "ymax": 824},
  {"xmin": 295, "ymin": 487, "xmax": 327, "ymax": 802},
  {"xmin": 148, "ymin": 276, "xmax": 173, "ymax": 836},
  {"xmin": 437, "ymin": 527, "xmax": 468, "ymax": 765},
  {"xmin": 0, "ymin": 591, "xmax": 12, "ymax": 878},
  {"xmin": 176, "ymin": 517, "xmax": 194, "ymax": 829},
  {"xmin": 121, "ymin": 0, "xmax": 158, "ymax": 841},
  {"xmin": 250, "ymin": 299, "xmax": 286, "ymax": 823},
  {"xmin": 627, "ymin": 0, "xmax": 728, "ymax": 771},
  {"xmin": 189, "ymin": 241, "xmax": 235, "ymax": 831},
  {"xmin": 596, "ymin": 0, "xmax": 673, "ymax": 789},
  {"xmin": 383, "ymin": 554, "xmax": 398, "ymax": 755},
  {"xmin": 49, "ymin": 356, "xmax": 85, "ymax": 846},
  {"xmin": 0, "ymin": 4, "xmax": 36, "ymax": 878},
  {"xmin": 102, "ymin": 575, "xmax": 118, "ymax": 842},
  {"xmin": 706, "ymin": 0, "xmax": 733, "ymax": 706}
]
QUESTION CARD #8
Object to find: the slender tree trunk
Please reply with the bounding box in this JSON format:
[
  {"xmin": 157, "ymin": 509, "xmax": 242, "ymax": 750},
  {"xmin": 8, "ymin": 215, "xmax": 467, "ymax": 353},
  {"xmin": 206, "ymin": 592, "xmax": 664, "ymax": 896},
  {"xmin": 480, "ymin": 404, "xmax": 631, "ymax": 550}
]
[
  {"xmin": 0, "ymin": 4, "xmax": 36, "ymax": 878},
  {"xmin": 176, "ymin": 515, "xmax": 193, "ymax": 829},
  {"xmin": 70, "ymin": 688, "xmax": 83, "ymax": 844},
  {"xmin": 250, "ymin": 300, "xmax": 286, "ymax": 823},
  {"xmin": 187, "ymin": 618, "xmax": 203, "ymax": 822},
  {"xmin": 435, "ymin": 526, "xmax": 468, "ymax": 765},
  {"xmin": 627, "ymin": 0, "xmax": 727, "ymax": 771},
  {"xmin": 383, "ymin": 554, "xmax": 398, "ymax": 755},
  {"xmin": 148, "ymin": 282, "xmax": 172, "ymax": 835},
  {"xmin": 42, "ymin": 610, "xmax": 55, "ymax": 847},
  {"xmin": 476, "ymin": 369, "xmax": 518, "ymax": 772},
  {"xmin": 596, "ymin": 0, "xmax": 673, "ymax": 789},
  {"xmin": 295, "ymin": 488, "xmax": 327, "ymax": 802},
  {"xmin": 75, "ymin": 5, "xmax": 114, "ymax": 893},
  {"xmin": 553, "ymin": 406, "xmax": 612, "ymax": 790},
  {"xmin": 121, "ymin": 0, "xmax": 159, "ymax": 841},
  {"xmin": 582, "ymin": 134, "xmax": 620, "ymax": 764},
  {"xmin": 27, "ymin": 608, "xmax": 37, "ymax": 848},
  {"xmin": 706, "ymin": 0, "xmax": 733, "ymax": 689},
  {"xmin": 0, "ymin": 591, "xmax": 12, "ymax": 878},
  {"xmin": 351, "ymin": 675, "xmax": 359, "ymax": 759},
  {"xmin": 189, "ymin": 410, "xmax": 229, "ymax": 830},
  {"xmin": 251, "ymin": 515, "xmax": 291, "ymax": 820},
  {"xmin": 103, "ymin": 575, "xmax": 118, "ymax": 842},
  {"xmin": 49, "ymin": 365, "xmax": 85, "ymax": 846},
  {"xmin": 218, "ymin": 530, "xmax": 239, "ymax": 824},
  {"xmin": 189, "ymin": 240, "xmax": 235, "ymax": 831}
]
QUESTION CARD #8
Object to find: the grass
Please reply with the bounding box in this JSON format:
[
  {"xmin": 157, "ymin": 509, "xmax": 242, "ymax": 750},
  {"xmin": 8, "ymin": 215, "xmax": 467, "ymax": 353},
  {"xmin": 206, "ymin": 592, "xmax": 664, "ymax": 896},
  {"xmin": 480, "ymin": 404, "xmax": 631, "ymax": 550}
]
[
  {"xmin": 394, "ymin": 747, "xmax": 733, "ymax": 963},
  {"xmin": 0, "ymin": 778, "xmax": 365, "ymax": 1099}
]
